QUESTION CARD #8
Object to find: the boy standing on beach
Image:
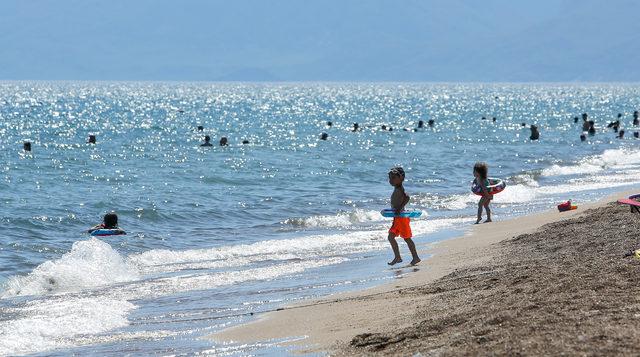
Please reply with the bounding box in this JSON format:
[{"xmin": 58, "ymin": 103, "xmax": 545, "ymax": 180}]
[{"xmin": 387, "ymin": 167, "xmax": 421, "ymax": 266}]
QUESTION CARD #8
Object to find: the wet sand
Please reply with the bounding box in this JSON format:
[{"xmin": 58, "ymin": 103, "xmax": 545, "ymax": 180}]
[{"xmin": 211, "ymin": 189, "xmax": 640, "ymax": 355}]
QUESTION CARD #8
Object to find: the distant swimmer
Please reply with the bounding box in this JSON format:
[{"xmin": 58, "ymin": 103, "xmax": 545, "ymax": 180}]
[
  {"xmin": 618, "ymin": 130, "xmax": 625, "ymax": 139},
  {"xmin": 87, "ymin": 135, "xmax": 96, "ymax": 144},
  {"xmin": 23, "ymin": 141, "xmax": 31, "ymax": 152},
  {"xmin": 482, "ymin": 116, "xmax": 487, "ymax": 120},
  {"xmin": 388, "ymin": 127, "xmax": 393, "ymax": 132},
  {"xmin": 417, "ymin": 120, "xmax": 424, "ymax": 129},
  {"xmin": 580, "ymin": 133, "xmax": 587, "ymax": 142},
  {"xmin": 197, "ymin": 125, "xmax": 204, "ymax": 131},
  {"xmin": 88, "ymin": 212, "xmax": 125, "ymax": 236},
  {"xmin": 381, "ymin": 125, "xmax": 387, "ymax": 131},
  {"xmin": 582, "ymin": 113, "xmax": 590, "ymax": 131},
  {"xmin": 428, "ymin": 119, "xmax": 435, "ymax": 127},
  {"xmin": 200, "ymin": 135, "xmax": 213, "ymax": 147},
  {"xmin": 352, "ymin": 123, "xmax": 359, "ymax": 132},
  {"xmin": 242, "ymin": 139, "xmax": 250, "ymax": 144},
  {"xmin": 574, "ymin": 116, "xmax": 579, "ymax": 123},
  {"xmin": 529, "ymin": 125, "xmax": 540, "ymax": 140},
  {"xmin": 521, "ymin": 122, "xmax": 526, "ymax": 127},
  {"xmin": 608, "ymin": 119, "xmax": 621, "ymax": 132},
  {"xmin": 588, "ymin": 121, "xmax": 596, "ymax": 136},
  {"xmin": 320, "ymin": 132, "xmax": 328, "ymax": 140},
  {"xmin": 219, "ymin": 137, "xmax": 228, "ymax": 146},
  {"xmin": 635, "ymin": 132, "xmax": 639, "ymax": 138},
  {"xmin": 327, "ymin": 121, "xmax": 333, "ymax": 127},
  {"xmin": 492, "ymin": 117, "xmax": 497, "ymax": 122},
  {"xmin": 633, "ymin": 111, "xmax": 639, "ymax": 126}
]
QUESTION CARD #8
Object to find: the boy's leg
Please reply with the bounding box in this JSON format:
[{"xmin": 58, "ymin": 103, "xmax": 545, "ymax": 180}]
[
  {"xmin": 404, "ymin": 238, "xmax": 421, "ymax": 265},
  {"xmin": 387, "ymin": 233, "xmax": 402, "ymax": 265}
]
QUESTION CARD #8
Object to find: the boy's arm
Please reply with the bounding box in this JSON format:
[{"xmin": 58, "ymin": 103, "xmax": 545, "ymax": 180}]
[
  {"xmin": 395, "ymin": 191, "xmax": 410, "ymax": 213},
  {"xmin": 87, "ymin": 224, "xmax": 103, "ymax": 233}
]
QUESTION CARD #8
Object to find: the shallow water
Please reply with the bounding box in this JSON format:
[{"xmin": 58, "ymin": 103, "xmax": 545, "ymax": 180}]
[{"xmin": 1, "ymin": 82, "xmax": 639, "ymax": 356}]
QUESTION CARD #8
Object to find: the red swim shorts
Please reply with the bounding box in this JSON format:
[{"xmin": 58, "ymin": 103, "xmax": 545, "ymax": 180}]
[{"xmin": 389, "ymin": 217, "xmax": 412, "ymax": 239}]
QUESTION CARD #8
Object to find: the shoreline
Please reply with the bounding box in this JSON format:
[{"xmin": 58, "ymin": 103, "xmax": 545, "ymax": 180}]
[{"xmin": 209, "ymin": 187, "xmax": 640, "ymax": 354}]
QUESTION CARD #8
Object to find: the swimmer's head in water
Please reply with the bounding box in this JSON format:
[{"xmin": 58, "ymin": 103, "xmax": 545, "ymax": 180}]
[
  {"xmin": 204, "ymin": 135, "xmax": 211, "ymax": 143},
  {"xmin": 104, "ymin": 212, "xmax": 118, "ymax": 228}
]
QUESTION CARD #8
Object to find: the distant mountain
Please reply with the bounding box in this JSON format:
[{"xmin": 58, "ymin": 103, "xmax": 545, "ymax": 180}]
[{"xmin": 0, "ymin": 0, "xmax": 638, "ymax": 81}]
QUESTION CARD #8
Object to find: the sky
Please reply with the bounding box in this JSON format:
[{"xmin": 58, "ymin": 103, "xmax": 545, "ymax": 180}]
[{"xmin": 0, "ymin": 0, "xmax": 639, "ymax": 81}]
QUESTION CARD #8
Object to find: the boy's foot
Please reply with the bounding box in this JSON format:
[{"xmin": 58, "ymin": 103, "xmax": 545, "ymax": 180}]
[
  {"xmin": 410, "ymin": 258, "xmax": 421, "ymax": 266},
  {"xmin": 475, "ymin": 219, "xmax": 481, "ymax": 224},
  {"xmin": 484, "ymin": 219, "xmax": 492, "ymax": 223},
  {"xmin": 387, "ymin": 257, "xmax": 403, "ymax": 266}
]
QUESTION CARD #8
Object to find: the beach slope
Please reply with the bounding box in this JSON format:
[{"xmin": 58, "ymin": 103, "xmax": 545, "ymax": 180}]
[{"xmin": 211, "ymin": 190, "xmax": 640, "ymax": 355}]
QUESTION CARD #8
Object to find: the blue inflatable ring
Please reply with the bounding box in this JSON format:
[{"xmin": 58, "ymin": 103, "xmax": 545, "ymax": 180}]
[
  {"xmin": 90, "ymin": 228, "xmax": 126, "ymax": 237},
  {"xmin": 380, "ymin": 209, "xmax": 422, "ymax": 218}
]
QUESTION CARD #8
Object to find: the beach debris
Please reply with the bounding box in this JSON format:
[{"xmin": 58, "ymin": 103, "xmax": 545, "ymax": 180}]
[{"xmin": 557, "ymin": 200, "xmax": 577, "ymax": 212}]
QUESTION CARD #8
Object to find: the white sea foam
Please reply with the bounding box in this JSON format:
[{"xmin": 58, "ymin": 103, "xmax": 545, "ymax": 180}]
[
  {"xmin": 0, "ymin": 296, "xmax": 135, "ymax": 356},
  {"xmin": 115, "ymin": 258, "xmax": 348, "ymax": 300},
  {"xmin": 282, "ymin": 208, "xmax": 382, "ymax": 228},
  {"xmin": 130, "ymin": 216, "xmax": 462, "ymax": 274},
  {"xmin": 542, "ymin": 148, "xmax": 640, "ymax": 177},
  {"xmin": 2, "ymin": 238, "xmax": 139, "ymax": 298}
]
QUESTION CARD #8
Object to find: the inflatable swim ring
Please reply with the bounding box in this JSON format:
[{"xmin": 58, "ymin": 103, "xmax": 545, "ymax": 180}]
[
  {"xmin": 471, "ymin": 178, "xmax": 506, "ymax": 196},
  {"xmin": 380, "ymin": 209, "xmax": 422, "ymax": 218},
  {"xmin": 90, "ymin": 228, "xmax": 126, "ymax": 237}
]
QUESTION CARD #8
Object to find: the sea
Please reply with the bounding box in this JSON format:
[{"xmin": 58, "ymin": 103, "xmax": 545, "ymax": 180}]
[{"xmin": 1, "ymin": 82, "xmax": 639, "ymax": 356}]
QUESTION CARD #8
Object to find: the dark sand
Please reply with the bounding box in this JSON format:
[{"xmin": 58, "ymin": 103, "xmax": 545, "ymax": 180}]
[{"xmin": 341, "ymin": 203, "xmax": 640, "ymax": 356}]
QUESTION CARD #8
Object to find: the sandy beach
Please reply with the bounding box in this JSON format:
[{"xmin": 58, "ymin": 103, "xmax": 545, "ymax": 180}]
[{"xmin": 211, "ymin": 188, "xmax": 640, "ymax": 355}]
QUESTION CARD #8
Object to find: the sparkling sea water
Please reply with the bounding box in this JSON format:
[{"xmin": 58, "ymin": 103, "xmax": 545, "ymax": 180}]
[{"xmin": 1, "ymin": 82, "xmax": 639, "ymax": 356}]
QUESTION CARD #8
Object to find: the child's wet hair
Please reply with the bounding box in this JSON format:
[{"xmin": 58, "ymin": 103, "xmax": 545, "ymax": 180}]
[
  {"xmin": 388, "ymin": 167, "xmax": 405, "ymax": 178},
  {"xmin": 474, "ymin": 162, "xmax": 488, "ymax": 180},
  {"xmin": 104, "ymin": 212, "xmax": 118, "ymax": 228}
]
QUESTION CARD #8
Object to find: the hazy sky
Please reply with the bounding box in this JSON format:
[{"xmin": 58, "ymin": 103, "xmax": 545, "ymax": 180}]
[{"xmin": 1, "ymin": 0, "xmax": 639, "ymax": 81}]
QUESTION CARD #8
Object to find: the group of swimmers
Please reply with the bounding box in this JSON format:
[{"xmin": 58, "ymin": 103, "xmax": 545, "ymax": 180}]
[
  {"xmin": 194, "ymin": 111, "xmax": 639, "ymax": 146},
  {"xmin": 576, "ymin": 111, "xmax": 639, "ymax": 141},
  {"xmin": 19, "ymin": 111, "xmax": 639, "ymax": 152}
]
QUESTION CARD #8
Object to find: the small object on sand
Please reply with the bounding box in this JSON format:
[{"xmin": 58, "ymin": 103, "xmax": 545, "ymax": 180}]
[
  {"xmin": 617, "ymin": 194, "xmax": 640, "ymax": 213},
  {"xmin": 635, "ymin": 249, "xmax": 640, "ymax": 259},
  {"xmin": 557, "ymin": 200, "xmax": 577, "ymax": 212}
]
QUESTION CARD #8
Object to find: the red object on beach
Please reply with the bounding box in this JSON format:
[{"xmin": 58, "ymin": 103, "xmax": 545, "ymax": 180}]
[
  {"xmin": 557, "ymin": 200, "xmax": 577, "ymax": 212},
  {"xmin": 617, "ymin": 194, "xmax": 640, "ymax": 213}
]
